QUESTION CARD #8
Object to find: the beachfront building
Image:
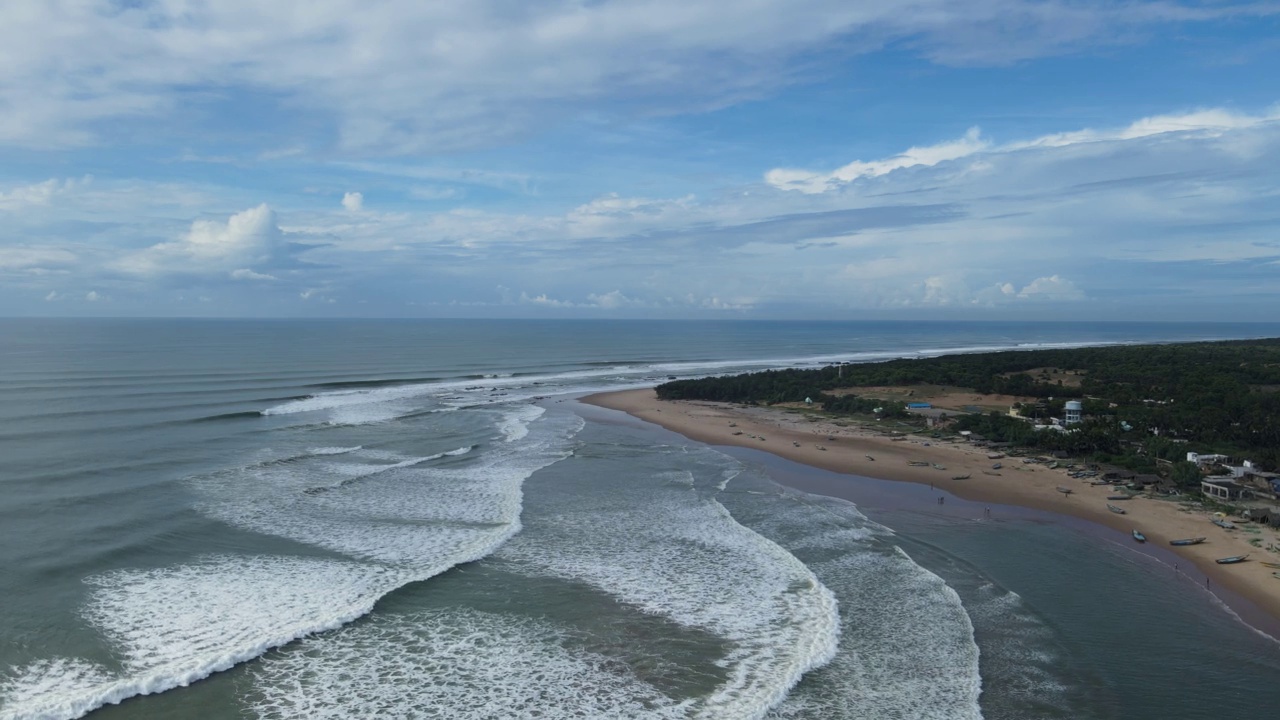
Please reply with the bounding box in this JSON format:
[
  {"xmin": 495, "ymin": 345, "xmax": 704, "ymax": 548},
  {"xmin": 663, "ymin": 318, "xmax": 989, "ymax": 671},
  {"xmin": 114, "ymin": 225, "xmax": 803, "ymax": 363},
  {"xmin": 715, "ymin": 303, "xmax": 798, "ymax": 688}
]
[{"xmin": 1201, "ymin": 479, "xmax": 1249, "ymax": 501}]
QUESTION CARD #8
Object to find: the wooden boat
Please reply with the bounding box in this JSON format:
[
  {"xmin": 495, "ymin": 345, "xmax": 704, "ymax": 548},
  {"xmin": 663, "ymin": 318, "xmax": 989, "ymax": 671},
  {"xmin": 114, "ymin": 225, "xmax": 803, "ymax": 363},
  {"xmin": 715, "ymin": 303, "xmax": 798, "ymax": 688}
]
[
  {"xmin": 1106, "ymin": 495, "xmax": 1132, "ymax": 501},
  {"xmin": 1169, "ymin": 537, "xmax": 1206, "ymax": 546},
  {"xmin": 1211, "ymin": 518, "xmax": 1236, "ymax": 530},
  {"xmin": 982, "ymin": 470, "xmax": 1001, "ymax": 476},
  {"xmin": 1107, "ymin": 504, "xmax": 1126, "ymax": 515},
  {"xmin": 991, "ymin": 463, "xmax": 1002, "ymax": 469},
  {"xmin": 1132, "ymin": 529, "xmax": 1146, "ymax": 542},
  {"xmin": 952, "ymin": 474, "xmax": 970, "ymax": 480},
  {"xmin": 908, "ymin": 461, "xmax": 929, "ymax": 466},
  {"xmin": 1090, "ymin": 481, "xmax": 1111, "ymax": 486},
  {"xmin": 987, "ymin": 453, "xmax": 1004, "ymax": 459},
  {"xmin": 1273, "ymin": 572, "xmax": 1280, "ymax": 580},
  {"xmin": 1215, "ymin": 554, "xmax": 1249, "ymax": 564},
  {"xmin": 1056, "ymin": 486, "xmax": 1072, "ymax": 495},
  {"xmin": 932, "ymin": 463, "xmax": 946, "ymax": 470},
  {"xmin": 865, "ymin": 454, "xmax": 875, "ymax": 461},
  {"xmin": 1261, "ymin": 561, "xmax": 1280, "ymax": 569}
]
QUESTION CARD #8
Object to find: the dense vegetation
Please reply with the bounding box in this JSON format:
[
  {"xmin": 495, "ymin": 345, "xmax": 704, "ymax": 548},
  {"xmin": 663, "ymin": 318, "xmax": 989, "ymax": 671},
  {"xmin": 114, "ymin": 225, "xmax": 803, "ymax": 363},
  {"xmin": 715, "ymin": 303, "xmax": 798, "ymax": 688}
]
[{"xmin": 657, "ymin": 338, "xmax": 1280, "ymax": 475}]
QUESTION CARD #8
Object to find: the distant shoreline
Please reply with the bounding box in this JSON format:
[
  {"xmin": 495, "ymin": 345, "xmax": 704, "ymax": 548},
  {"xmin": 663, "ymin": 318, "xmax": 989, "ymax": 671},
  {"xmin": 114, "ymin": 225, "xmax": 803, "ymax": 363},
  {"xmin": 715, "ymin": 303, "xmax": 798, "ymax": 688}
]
[{"xmin": 583, "ymin": 387, "xmax": 1280, "ymax": 629}]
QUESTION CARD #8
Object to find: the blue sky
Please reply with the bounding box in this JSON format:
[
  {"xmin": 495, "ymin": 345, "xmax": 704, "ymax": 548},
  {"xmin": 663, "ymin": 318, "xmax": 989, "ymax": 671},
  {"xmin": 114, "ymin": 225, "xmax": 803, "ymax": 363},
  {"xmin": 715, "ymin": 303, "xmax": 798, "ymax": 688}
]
[{"xmin": 2, "ymin": 1, "xmax": 1279, "ymax": 319}]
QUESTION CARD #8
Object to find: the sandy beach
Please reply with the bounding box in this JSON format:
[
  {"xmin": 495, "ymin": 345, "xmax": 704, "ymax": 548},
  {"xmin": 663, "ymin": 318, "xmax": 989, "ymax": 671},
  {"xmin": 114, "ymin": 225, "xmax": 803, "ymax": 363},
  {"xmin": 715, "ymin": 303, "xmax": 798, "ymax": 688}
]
[{"xmin": 584, "ymin": 388, "xmax": 1280, "ymax": 623}]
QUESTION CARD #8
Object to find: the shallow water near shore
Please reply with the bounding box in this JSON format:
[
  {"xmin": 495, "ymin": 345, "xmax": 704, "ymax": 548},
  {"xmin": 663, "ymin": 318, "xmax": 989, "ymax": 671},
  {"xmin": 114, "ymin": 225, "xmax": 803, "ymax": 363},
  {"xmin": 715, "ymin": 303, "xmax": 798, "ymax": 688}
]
[
  {"xmin": 3, "ymin": 318, "xmax": 1280, "ymax": 719},
  {"xmin": 720, "ymin": 447, "xmax": 1280, "ymax": 719}
]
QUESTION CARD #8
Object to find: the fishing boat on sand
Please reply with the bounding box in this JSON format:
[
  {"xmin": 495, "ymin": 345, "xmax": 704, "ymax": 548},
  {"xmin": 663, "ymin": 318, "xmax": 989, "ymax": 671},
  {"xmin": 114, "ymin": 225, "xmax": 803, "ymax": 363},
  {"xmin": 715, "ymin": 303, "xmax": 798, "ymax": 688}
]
[
  {"xmin": 1211, "ymin": 518, "xmax": 1236, "ymax": 530},
  {"xmin": 1106, "ymin": 494, "xmax": 1132, "ymax": 501},
  {"xmin": 982, "ymin": 470, "xmax": 1001, "ymax": 476},
  {"xmin": 952, "ymin": 474, "xmax": 970, "ymax": 480},
  {"xmin": 1261, "ymin": 561, "xmax": 1280, "ymax": 569},
  {"xmin": 1107, "ymin": 504, "xmax": 1126, "ymax": 514},
  {"xmin": 991, "ymin": 462, "xmax": 1002, "ymax": 469},
  {"xmin": 1056, "ymin": 486, "xmax": 1073, "ymax": 495},
  {"xmin": 1169, "ymin": 537, "xmax": 1206, "ymax": 546},
  {"xmin": 1215, "ymin": 554, "xmax": 1249, "ymax": 564},
  {"xmin": 1132, "ymin": 529, "xmax": 1146, "ymax": 542},
  {"xmin": 866, "ymin": 454, "xmax": 875, "ymax": 461}
]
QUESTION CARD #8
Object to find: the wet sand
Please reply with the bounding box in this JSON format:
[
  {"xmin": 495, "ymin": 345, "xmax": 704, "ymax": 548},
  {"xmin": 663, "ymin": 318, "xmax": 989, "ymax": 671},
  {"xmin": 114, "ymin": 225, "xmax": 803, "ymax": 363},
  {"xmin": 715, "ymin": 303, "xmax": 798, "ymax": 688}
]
[{"xmin": 584, "ymin": 388, "xmax": 1280, "ymax": 624}]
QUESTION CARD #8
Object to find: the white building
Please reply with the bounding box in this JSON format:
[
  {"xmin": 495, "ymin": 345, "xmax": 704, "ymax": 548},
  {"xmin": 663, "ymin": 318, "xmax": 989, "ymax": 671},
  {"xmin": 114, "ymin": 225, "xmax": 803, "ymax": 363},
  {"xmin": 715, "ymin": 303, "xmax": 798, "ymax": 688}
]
[{"xmin": 1064, "ymin": 400, "xmax": 1082, "ymax": 425}]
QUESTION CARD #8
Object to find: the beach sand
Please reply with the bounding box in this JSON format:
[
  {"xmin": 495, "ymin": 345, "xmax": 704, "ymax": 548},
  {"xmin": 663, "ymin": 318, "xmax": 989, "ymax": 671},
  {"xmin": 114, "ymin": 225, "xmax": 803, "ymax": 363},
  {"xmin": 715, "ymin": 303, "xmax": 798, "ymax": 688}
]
[{"xmin": 584, "ymin": 388, "xmax": 1280, "ymax": 624}]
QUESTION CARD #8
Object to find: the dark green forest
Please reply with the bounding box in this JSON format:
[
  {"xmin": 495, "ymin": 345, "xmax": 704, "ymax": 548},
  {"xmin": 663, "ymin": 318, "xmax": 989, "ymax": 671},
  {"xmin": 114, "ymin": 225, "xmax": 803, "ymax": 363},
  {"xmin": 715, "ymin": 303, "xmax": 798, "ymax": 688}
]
[{"xmin": 656, "ymin": 339, "xmax": 1280, "ymax": 474}]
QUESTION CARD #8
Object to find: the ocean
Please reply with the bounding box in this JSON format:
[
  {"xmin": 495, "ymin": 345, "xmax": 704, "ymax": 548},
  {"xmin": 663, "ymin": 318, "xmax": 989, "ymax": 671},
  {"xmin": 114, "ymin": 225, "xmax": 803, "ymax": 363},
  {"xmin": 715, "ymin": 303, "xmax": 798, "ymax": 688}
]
[{"xmin": 2, "ymin": 318, "xmax": 1279, "ymax": 720}]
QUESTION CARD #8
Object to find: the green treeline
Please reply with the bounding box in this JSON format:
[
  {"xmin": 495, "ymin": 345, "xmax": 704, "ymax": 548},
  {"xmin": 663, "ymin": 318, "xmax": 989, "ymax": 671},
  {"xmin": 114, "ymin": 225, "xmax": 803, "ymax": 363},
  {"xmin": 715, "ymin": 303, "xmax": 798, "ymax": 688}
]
[{"xmin": 656, "ymin": 338, "xmax": 1280, "ymax": 471}]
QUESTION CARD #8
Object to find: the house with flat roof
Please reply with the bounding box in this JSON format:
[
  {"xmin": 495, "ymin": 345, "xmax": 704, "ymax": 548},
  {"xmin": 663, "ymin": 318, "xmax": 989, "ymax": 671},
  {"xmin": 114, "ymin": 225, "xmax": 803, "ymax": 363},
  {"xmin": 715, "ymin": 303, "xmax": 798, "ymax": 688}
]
[{"xmin": 1201, "ymin": 478, "xmax": 1250, "ymax": 501}]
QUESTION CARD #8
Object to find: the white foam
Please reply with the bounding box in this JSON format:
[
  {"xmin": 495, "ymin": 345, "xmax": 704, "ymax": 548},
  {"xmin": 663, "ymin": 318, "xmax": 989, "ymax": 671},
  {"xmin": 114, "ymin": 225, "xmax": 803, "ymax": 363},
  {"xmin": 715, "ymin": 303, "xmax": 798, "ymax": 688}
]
[
  {"xmin": 258, "ymin": 336, "xmax": 1190, "ymax": 426},
  {"xmin": 5, "ymin": 408, "xmax": 584, "ymax": 720},
  {"xmin": 762, "ymin": 548, "xmax": 982, "ymax": 720},
  {"xmin": 728, "ymin": 493, "xmax": 982, "ymax": 720},
  {"xmin": 306, "ymin": 445, "xmax": 362, "ymax": 455},
  {"xmin": 1, "ymin": 557, "xmax": 403, "ymax": 720},
  {"xmin": 197, "ymin": 412, "xmax": 580, "ymax": 569},
  {"xmin": 498, "ymin": 445, "xmax": 840, "ymax": 720},
  {"xmin": 249, "ymin": 609, "xmax": 692, "ymax": 719},
  {"xmin": 0, "ymin": 659, "xmax": 116, "ymax": 720},
  {"xmin": 496, "ymin": 404, "xmax": 545, "ymax": 442}
]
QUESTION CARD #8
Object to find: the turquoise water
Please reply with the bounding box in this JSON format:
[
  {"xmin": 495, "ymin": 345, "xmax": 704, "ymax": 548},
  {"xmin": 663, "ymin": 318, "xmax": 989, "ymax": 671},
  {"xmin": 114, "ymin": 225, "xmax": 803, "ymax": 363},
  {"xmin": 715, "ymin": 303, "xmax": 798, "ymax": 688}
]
[{"xmin": 2, "ymin": 319, "xmax": 1278, "ymax": 719}]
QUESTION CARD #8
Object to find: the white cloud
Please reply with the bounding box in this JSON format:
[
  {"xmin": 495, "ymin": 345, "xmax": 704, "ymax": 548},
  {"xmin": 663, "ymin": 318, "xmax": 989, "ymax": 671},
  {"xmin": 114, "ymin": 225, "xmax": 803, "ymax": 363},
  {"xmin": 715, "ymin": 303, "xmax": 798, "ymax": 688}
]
[
  {"xmin": 586, "ymin": 290, "xmax": 645, "ymax": 309},
  {"xmin": 85, "ymin": 290, "xmax": 101, "ymax": 302},
  {"xmin": 1017, "ymin": 275, "xmax": 1084, "ymax": 300},
  {"xmin": 0, "ymin": 177, "xmax": 89, "ymax": 211},
  {"xmin": 230, "ymin": 268, "xmax": 278, "ymax": 281},
  {"xmin": 1, "ymin": 1, "xmax": 1268, "ymax": 152},
  {"xmin": 118, "ymin": 204, "xmax": 298, "ymax": 275},
  {"xmin": 1011, "ymin": 107, "xmax": 1280, "ymax": 150},
  {"xmin": 767, "ymin": 128, "xmax": 990, "ymax": 193},
  {"xmin": 519, "ymin": 292, "xmax": 577, "ymax": 308},
  {"xmin": 0, "ymin": 247, "xmax": 77, "ymax": 269},
  {"xmin": 767, "ymin": 107, "xmax": 1280, "ymax": 193},
  {"xmin": 341, "ymin": 192, "xmax": 364, "ymax": 212},
  {"xmin": 44, "ymin": 291, "xmax": 59, "ymax": 301}
]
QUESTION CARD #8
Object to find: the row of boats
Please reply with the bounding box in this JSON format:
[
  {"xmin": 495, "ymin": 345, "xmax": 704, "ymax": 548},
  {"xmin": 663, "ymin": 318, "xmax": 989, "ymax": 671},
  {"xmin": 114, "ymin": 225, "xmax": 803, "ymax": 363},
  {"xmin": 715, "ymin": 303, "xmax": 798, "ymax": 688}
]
[{"xmin": 1130, "ymin": 530, "xmax": 1253, "ymax": 564}]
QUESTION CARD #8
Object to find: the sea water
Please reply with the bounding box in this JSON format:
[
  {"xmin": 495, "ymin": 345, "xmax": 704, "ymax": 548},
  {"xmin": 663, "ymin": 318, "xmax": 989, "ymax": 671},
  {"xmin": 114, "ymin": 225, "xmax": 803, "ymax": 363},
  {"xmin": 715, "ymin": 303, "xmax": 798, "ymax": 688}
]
[{"xmin": 2, "ymin": 318, "xmax": 1279, "ymax": 720}]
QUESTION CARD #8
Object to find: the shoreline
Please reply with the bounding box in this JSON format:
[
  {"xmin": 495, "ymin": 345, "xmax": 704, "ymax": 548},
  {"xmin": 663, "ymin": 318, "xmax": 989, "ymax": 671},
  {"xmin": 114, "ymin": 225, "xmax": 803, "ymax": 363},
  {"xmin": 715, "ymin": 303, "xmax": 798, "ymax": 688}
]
[{"xmin": 583, "ymin": 388, "xmax": 1280, "ymax": 628}]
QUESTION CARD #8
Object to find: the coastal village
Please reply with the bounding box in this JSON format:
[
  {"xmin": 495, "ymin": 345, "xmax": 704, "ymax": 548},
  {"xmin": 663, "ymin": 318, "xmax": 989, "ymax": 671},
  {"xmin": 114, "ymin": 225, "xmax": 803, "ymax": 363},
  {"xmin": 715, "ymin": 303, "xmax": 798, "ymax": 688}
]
[{"xmin": 591, "ymin": 377, "xmax": 1280, "ymax": 622}]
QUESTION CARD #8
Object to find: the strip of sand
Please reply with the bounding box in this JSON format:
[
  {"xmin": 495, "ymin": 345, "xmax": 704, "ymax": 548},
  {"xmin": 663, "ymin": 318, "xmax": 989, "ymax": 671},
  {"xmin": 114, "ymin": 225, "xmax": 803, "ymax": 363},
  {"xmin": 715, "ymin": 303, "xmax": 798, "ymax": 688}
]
[{"xmin": 584, "ymin": 388, "xmax": 1280, "ymax": 624}]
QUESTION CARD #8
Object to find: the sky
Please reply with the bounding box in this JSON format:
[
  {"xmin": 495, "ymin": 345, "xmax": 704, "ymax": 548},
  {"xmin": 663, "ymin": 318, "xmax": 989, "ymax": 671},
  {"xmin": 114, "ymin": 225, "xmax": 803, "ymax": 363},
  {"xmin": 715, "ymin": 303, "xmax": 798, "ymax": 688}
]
[{"xmin": 2, "ymin": 0, "xmax": 1280, "ymax": 320}]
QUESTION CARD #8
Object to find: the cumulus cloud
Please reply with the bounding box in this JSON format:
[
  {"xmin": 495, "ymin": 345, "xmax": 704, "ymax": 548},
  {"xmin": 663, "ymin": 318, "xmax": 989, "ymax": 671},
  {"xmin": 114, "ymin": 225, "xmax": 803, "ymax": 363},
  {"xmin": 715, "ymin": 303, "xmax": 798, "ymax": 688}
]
[
  {"xmin": 118, "ymin": 204, "xmax": 302, "ymax": 276},
  {"xmin": 341, "ymin": 192, "xmax": 364, "ymax": 212},
  {"xmin": 1016, "ymin": 275, "xmax": 1084, "ymax": 300},
  {"xmin": 85, "ymin": 290, "xmax": 101, "ymax": 302}
]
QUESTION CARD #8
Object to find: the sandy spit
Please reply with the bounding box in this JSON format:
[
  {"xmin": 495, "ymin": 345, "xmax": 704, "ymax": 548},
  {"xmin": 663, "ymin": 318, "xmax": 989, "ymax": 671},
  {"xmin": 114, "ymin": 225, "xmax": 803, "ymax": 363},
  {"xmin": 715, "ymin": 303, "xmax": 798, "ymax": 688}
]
[{"xmin": 584, "ymin": 388, "xmax": 1280, "ymax": 624}]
